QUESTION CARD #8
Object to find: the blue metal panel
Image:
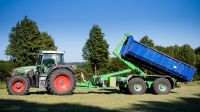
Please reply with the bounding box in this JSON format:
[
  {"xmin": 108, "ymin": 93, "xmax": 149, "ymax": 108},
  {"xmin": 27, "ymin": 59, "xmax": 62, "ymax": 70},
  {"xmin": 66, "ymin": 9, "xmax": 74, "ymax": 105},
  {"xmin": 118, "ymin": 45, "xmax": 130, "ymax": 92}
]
[{"xmin": 120, "ymin": 35, "xmax": 196, "ymax": 82}]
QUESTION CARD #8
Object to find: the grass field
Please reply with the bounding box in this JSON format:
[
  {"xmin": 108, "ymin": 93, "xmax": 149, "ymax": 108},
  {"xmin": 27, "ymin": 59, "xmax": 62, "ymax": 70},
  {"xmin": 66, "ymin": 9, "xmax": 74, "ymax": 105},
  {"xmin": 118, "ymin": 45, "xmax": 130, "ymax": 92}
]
[{"xmin": 0, "ymin": 86, "xmax": 200, "ymax": 112}]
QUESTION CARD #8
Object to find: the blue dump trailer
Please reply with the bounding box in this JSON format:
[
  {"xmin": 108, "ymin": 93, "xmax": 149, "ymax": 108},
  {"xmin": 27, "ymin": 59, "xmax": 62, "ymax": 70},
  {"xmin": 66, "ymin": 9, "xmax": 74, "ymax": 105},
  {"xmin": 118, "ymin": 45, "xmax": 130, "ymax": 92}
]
[
  {"xmin": 77, "ymin": 34, "xmax": 196, "ymax": 95},
  {"xmin": 120, "ymin": 35, "xmax": 196, "ymax": 82},
  {"xmin": 108, "ymin": 35, "xmax": 196, "ymax": 95}
]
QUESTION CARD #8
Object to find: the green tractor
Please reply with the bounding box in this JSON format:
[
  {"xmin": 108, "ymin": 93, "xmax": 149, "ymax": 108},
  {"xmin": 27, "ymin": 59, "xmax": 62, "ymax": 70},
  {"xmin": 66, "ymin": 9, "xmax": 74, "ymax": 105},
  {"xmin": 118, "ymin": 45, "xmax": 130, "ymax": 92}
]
[{"xmin": 7, "ymin": 51, "xmax": 76, "ymax": 95}]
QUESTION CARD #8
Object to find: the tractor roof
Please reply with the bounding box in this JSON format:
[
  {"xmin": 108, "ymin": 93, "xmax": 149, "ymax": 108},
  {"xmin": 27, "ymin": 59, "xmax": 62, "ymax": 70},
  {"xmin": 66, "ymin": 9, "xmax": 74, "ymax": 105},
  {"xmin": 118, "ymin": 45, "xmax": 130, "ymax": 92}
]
[{"xmin": 40, "ymin": 51, "xmax": 65, "ymax": 54}]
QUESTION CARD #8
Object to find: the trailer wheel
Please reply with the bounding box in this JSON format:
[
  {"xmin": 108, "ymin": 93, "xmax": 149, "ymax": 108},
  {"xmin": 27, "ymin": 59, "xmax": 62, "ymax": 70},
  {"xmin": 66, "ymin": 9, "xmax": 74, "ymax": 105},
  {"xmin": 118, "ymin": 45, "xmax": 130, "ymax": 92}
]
[
  {"xmin": 153, "ymin": 78, "xmax": 171, "ymax": 94},
  {"xmin": 7, "ymin": 75, "xmax": 30, "ymax": 95},
  {"xmin": 47, "ymin": 69, "xmax": 76, "ymax": 95},
  {"xmin": 128, "ymin": 78, "xmax": 147, "ymax": 94}
]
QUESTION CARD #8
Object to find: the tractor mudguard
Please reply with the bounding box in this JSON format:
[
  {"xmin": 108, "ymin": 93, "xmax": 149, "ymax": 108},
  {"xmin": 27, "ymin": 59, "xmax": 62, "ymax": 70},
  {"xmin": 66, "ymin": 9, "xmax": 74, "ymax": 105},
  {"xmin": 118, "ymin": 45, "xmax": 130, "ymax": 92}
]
[{"xmin": 47, "ymin": 65, "xmax": 76, "ymax": 76}]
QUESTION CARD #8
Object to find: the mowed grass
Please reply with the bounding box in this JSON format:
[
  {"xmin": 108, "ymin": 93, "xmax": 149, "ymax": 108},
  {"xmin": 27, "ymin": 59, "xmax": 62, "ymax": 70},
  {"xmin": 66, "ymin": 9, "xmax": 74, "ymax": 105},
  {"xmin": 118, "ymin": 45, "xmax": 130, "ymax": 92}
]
[{"xmin": 0, "ymin": 86, "xmax": 200, "ymax": 112}]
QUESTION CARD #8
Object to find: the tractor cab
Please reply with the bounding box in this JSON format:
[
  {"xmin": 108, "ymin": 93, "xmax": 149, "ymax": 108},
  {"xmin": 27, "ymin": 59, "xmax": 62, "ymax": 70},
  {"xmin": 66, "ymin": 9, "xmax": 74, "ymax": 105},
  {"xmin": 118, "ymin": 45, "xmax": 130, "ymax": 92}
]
[{"xmin": 36, "ymin": 51, "xmax": 65, "ymax": 74}]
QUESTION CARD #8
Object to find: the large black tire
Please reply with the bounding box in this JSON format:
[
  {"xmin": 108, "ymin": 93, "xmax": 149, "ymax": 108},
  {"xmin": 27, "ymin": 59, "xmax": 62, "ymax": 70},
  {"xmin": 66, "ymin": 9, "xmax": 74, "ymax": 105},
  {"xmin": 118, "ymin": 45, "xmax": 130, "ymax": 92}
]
[
  {"xmin": 153, "ymin": 78, "xmax": 171, "ymax": 94},
  {"xmin": 7, "ymin": 75, "xmax": 30, "ymax": 95},
  {"xmin": 46, "ymin": 68, "xmax": 76, "ymax": 95},
  {"xmin": 128, "ymin": 78, "xmax": 147, "ymax": 94}
]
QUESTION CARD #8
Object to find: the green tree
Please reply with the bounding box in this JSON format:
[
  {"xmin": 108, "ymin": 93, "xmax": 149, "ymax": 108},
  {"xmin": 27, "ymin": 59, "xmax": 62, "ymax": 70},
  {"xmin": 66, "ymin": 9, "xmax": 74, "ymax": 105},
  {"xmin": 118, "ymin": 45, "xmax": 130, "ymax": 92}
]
[
  {"xmin": 155, "ymin": 45, "xmax": 167, "ymax": 54},
  {"xmin": 166, "ymin": 45, "xmax": 196, "ymax": 66},
  {"xmin": 179, "ymin": 44, "xmax": 196, "ymax": 66},
  {"xmin": 194, "ymin": 47, "xmax": 200, "ymax": 80},
  {"xmin": 82, "ymin": 25, "xmax": 109, "ymax": 74},
  {"xmin": 195, "ymin": 46, "xmax": 200, "ymax": 55},
  {"xmin": 166, "ymin": 45, "xmax": 182, "ymax": 60},
  {"xmin": 140, "ymin": 35, "xmax": 154, "ymax": 47},
  {"xmin": 5, "ymin": 16, "xmax": 56, "ymax": 66},
  {"xmin": 37, "ymin": 32, "xmax": 57, "ymax": 51},
  {"xmin": 193, "ymin": 54, "xmax": 200, "ymax": 80}
]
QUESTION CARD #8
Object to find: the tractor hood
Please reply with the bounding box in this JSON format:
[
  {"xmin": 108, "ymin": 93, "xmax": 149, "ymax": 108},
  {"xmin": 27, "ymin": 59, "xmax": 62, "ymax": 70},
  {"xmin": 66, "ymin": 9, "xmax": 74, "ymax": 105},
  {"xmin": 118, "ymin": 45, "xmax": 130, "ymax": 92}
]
[{"xmin": 12, "ymin": 66, "xmax": 37, "ymax": 75}]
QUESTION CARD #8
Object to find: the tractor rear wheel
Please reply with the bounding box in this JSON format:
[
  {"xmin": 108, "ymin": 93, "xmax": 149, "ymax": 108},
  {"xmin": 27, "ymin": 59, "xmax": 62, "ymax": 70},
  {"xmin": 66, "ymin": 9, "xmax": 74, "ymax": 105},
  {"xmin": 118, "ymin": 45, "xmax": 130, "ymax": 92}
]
[
  {"xmin": 7, "ymin": 75, "xmax": 30, "ymax": 95},
  {"xmin": 153, "ymin": 78, "xmax": 171, "ymax": 94},
  {"xmin": 128, "ymin": 77, "xmax": 147, "ymax": 94},
  {"xmin": 47, "ymin": 69, "xmax": 76, "ymax": 95}
]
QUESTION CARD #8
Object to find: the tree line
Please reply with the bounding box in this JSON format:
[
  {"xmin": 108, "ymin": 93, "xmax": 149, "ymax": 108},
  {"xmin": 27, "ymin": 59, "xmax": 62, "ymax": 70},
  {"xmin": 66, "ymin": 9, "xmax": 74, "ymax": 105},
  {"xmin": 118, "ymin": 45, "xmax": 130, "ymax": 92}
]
[{"xmin": 0, "ymin": 16, "xmax": 199, "ymax": 82}]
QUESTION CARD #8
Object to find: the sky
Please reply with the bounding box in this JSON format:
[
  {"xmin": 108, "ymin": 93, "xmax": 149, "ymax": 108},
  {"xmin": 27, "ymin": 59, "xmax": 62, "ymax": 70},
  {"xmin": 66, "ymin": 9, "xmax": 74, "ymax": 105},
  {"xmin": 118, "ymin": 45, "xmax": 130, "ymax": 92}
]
[{"xmin": 0, "ymin": 0, "xmax": 200, "ymax": 62}]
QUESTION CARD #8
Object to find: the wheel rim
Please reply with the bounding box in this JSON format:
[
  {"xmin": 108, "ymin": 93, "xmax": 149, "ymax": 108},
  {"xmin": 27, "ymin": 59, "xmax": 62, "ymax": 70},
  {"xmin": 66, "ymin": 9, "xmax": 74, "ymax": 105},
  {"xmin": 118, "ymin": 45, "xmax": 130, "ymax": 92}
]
[
  {"xmin": 159, "ymin": 83, "xmax": 167, "ymax": 92},
  {"xmin": 134, "ymin": 83, "xmax": 142, "ymax": 92},
  {"xmin": 54, "ymin": 75, "xmax": 71, "ymax": 92},
  {"xmin": 12, "ymin": 80, "xmax": 25, "ymax": 92}
]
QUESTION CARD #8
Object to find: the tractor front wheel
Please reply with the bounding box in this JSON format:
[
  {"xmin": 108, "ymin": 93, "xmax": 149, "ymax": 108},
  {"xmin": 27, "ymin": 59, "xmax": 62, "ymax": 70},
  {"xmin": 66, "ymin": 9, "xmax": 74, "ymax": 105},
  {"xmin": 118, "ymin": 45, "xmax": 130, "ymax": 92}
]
[
  {"xmin": 47, "ymin": 69, "xmax": 76, "ymax": 95},
  {"xmin": 7, "ymin": 75, "xmax": 30, "ymax": 95}
]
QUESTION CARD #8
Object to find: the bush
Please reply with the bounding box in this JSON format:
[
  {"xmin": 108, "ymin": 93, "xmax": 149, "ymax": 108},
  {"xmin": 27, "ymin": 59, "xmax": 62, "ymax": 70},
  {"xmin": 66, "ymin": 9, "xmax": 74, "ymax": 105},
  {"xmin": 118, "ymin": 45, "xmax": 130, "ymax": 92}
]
[
  {"xmin": 0, "ymin": 82, "xmax": 6, "ymax": 89},
  {"xmin": 0, "ymin": 60, "xmax": 16, "ymax": 82},
  {"xmin": 74, "ymin": 62, "xmax": 93, "ymax": 82}
]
